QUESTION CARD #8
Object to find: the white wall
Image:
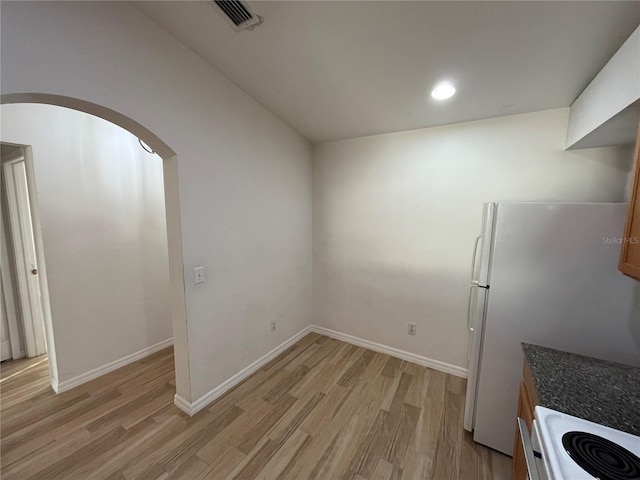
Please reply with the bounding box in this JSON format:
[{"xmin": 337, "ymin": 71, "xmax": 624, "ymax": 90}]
[
  {"xmin": 1, "ymin": 104, "xmax": 172, "ymax": 382},
  {"xmin": 313, "ymin": 108, "xmax": 633, "ymax": 371},
  {"xmin": 567, "ymin": 25, "xmax": 640, "ymax": 149},
  {"xmin": 1, "ymin": 1, "xmax": 313, "ymax": 402}
]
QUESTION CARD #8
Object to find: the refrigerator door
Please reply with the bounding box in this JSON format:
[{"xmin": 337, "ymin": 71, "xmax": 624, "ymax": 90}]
[
  {"xmin": 463, "ymin": 284, "xmax": 488, "ymax": 431},
  {"xmin": 473, "ymin": 203, "xmax": 495, "ymax": 288},
  {"xmin": 463, "ymin": 203, "xmax": 495, "ymax": 431},
  {"xmin": 472, "ymin": 203, "xmax": 639, "ymax": 455}
]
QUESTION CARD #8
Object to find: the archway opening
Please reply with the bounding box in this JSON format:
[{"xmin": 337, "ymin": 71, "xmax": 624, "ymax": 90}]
[{"xmin": 0, "ymin": 93, "xmax": 190, "ymax": 404}]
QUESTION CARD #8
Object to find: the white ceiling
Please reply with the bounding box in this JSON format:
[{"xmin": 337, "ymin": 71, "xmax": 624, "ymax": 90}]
[{"xmin": 133, "ymin": 1, "xmax": 640, "ymax": 143}]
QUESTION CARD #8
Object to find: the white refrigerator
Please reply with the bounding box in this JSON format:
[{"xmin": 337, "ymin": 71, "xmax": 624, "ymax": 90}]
[{"xmin": 463, "ymin": 202, "xmax": 640, "ymax": 456}]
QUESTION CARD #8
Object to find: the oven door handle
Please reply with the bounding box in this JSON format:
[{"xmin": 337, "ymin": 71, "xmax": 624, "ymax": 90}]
[{"xmin": 517, "ymin": 417, "xmax": 541, "ymax": 480}]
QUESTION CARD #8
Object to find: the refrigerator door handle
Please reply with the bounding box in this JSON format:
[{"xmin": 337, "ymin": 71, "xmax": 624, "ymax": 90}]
[
  {"xmin": 467, "ymin": 283, "xmax": 479, "ymax": 332},
  {"xmin": 467, "ymin": 281, "xmax": 489, "ymax": 331},
  {"xmin": 470, "ymin": 235, "xmax": 482, "ymax": 281}
]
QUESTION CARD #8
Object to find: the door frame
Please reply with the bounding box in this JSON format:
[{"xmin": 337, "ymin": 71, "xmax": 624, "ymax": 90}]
[
  {"xmin": 1, "ymin": 144, "xmax": 57, "ymax": 381},
  {"xmin": 3, "ymin": 153, "xmax": 46, "ymax": 357},
  {"xmin": 1, "ymin": 211, "xmax": 24, "ymax": 361},
  {"xmin": 1, "ymin": 147, "xmax": 26, "ymax": 360},
  {"xmin": 0, "ymin": 273, "xmax": 12, "ymax": 361}
]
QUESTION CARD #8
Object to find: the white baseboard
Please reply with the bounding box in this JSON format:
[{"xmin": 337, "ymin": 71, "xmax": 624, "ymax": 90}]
[
  {"xmin": 174, "ymin": 323, "xmax": 467, "ymax": 417},
  {"xmin": 173, "ymin": 393, "xmax": 192, "ymax": 415},
  {"xmin": 310, "ymin": 326, "xmax": 468, "ymax": 378},
  {"xmin": 54, "ymin": 338, "xmax": 174, "ymax": 393},
  {"xmin": 174, "ymin": 325, "xmax": 314, "ymax": 416}
]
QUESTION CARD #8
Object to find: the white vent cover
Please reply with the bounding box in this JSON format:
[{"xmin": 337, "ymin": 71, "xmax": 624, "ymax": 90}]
[{"xmin": 212, "ymin": 0, "xmax": 263, "ymax": 32}]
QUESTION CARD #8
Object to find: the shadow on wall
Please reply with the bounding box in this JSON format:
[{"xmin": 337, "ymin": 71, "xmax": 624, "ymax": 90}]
[
  {"xmin": 315, "ymin": 202, "xmax": 640, "ymax": 370},
  {"xmin": 316, "ymin": 258, "xmax": 470, "ymax": 367},
  {"xmin": 567, "ymin": 145, "xmax": 635, "ymax": 173}
]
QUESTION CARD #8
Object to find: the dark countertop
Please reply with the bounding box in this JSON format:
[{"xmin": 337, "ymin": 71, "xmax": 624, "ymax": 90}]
[{"xmin": 521, "ymin": 343, "xmax": 640, "ymax": 436}]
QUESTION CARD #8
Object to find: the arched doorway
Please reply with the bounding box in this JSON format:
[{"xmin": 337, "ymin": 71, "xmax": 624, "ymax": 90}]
[{"xmin": 1, "ymin": 93, "xmax": 190, "ymax": 406}]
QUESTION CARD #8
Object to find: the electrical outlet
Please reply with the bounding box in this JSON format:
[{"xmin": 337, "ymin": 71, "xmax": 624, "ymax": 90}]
[
  {"xmin": 408, "ymin": 322, "xmax": 416, "ymax": 335},
  {"xmin": 270, "ymin": 320, "xmax": 276, "ymax": 333}
]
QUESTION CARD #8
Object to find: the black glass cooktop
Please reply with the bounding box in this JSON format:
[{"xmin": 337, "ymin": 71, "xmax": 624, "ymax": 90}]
[{"xmin": 562, "ymin": 431, "xmax": 640, "ymax": 480}]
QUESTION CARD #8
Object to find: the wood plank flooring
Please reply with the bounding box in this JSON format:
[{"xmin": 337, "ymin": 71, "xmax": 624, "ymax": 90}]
[{"xmin": 0, "ymin": 333, "xmax": 510, "ymax": 479}]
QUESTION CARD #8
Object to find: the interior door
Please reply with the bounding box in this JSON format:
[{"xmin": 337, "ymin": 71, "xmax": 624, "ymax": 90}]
[{"xmin": 3, "ymin": 157, "xmax": 47, "ymax": 357}]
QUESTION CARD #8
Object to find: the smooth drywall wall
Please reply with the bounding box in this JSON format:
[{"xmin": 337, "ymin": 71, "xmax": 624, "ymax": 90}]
[
  {"xmin": 1, "ymin": 104, "xmax": 172, "ymax": 382},
  {"xmin": 1, "ymin": 1, "xmax": 312, "ymax": 402},
  {"xmin": 313, "ymin": 108, "xmax": 633, "ymax": 371},
  {"xmin": 567, "ymin": 25, "xmax": 640, "ymax": 149}
]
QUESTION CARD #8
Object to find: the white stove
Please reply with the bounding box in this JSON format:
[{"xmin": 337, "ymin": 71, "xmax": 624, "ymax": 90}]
[{"xmin": 530, "ymin": 406, "xmax": 640, "ymax": 480}]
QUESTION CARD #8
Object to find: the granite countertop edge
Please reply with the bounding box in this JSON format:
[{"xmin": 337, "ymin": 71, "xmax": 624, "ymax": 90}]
[{"xmin": 521, "ymin": 343, "xmax": 640, "ymax": 436}]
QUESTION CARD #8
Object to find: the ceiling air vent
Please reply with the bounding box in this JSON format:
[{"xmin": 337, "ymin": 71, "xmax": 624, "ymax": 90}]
[{"xmin": 212, "ymin": 0, "xmax": 263, "ymax": 32}]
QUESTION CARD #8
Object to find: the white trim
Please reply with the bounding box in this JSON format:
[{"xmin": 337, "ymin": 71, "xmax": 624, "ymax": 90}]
[
  {"xmin": 3, "ymin": 157, "xmax": 47, "ymax": 357},
  {"xmin": 310, "ymin": 326, "xmax": 468, "ymax": 379},
  {"xmin": 173, "ymin": 393, "xmax": 192, "ymax": 415},
  {"xmin": 0, "ymin": 231, "xmax": 23, "ymax": 360},
  {"xmin": 175, "ymin": 324, "xmax": 466, "ymax": 417},
  {"xmin": 22, "ymin": 146, "xmax": 57, "ymax": 382},
  {"xmin": 174, "ymin": 326, "xmax": 314, "ymax": 416},
  {"xmin": 50, "ymin": 376, "xmax": 59, "ymax": 394},
  {"xmin": 1, "ymin": 148, "xmax": 25, "ymax": 360},
  {"xmin": 54, "ymin": 338, "xmax": 174, "ymax": 393}
]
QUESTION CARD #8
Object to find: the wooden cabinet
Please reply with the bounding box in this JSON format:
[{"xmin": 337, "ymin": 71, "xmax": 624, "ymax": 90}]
[
  {"xmin": 512, "ymin": 363, "xmax": 539, "ymax": 480},
  {"xmin": 619, "ymin": 124, "xmax": 640, "ymax": 280}
]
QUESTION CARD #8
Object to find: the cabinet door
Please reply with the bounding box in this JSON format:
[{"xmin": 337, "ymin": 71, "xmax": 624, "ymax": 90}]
[
  {"xmin": 620, "ymin": 124, "xmax": 640, "ymax": 280},
  {"xmin": 512, "ymin": 382, "xmax": 535, "ymax": 480}
]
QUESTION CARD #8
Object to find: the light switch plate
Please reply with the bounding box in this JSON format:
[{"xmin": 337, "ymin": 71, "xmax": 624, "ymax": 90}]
[{"xmin": 194, "ymin": 266, "xmax": 206, "ymax": 285}]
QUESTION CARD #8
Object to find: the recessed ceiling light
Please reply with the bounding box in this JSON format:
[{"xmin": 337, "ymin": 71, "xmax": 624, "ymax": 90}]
[{"xmin": 431, "ymin": 82, "xmax": 456, "ymax": 100}]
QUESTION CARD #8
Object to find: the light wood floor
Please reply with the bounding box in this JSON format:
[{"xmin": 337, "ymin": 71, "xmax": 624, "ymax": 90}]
[{"xmin": 0, "ymin": 333, "xmax": 510, "ymax": 479}]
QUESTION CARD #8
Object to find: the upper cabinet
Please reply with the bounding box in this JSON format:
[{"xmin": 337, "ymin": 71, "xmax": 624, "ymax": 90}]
[
  {"xmin": 619, "ymin": 124, "xmax": 640, "ymax": 280},
  {"xmin": 566, "ymin": 26, "xmax": 640, "ymax": 150}
]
